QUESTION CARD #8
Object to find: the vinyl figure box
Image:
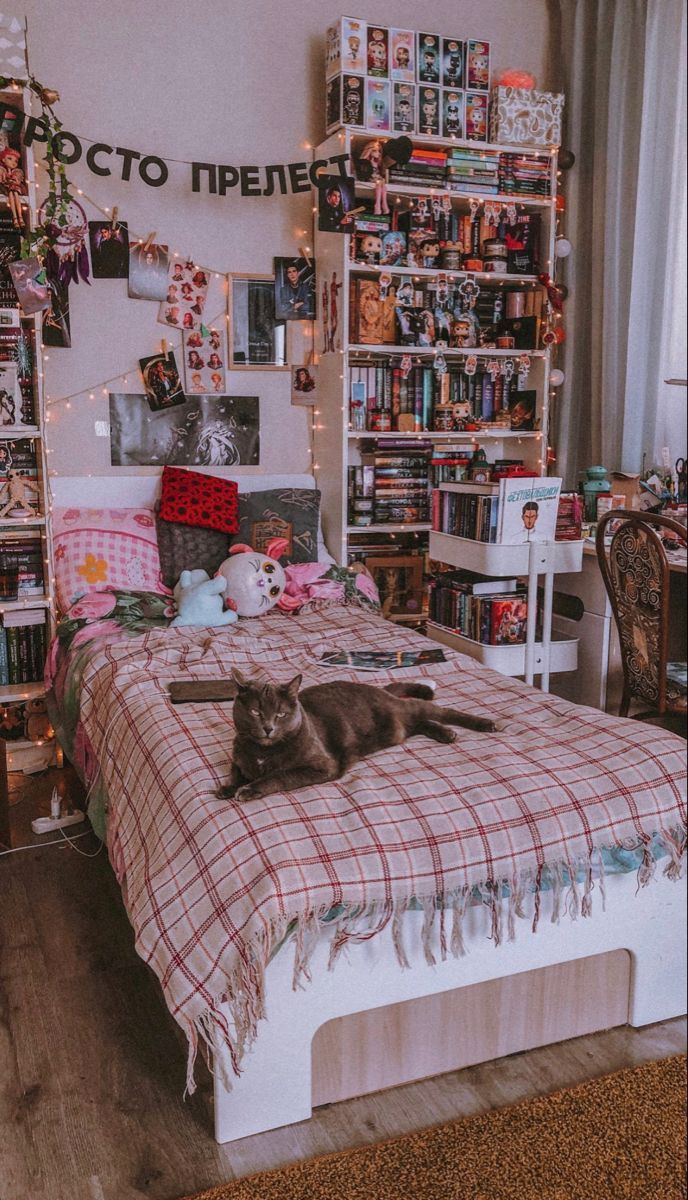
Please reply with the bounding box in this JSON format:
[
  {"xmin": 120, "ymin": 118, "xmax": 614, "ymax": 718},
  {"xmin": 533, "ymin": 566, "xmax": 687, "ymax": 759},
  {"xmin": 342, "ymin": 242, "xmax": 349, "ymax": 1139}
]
[
  {"xmin": 442, "ymin": 38, "xmax": 465, "ymax": 88},
  {"xmin": 326, "ymin": 74, "xmax": 365, "ymax": 133},
  {"xmin": 326, "ymin": 17, "xmax": 367, "ymax": 76},
  {"xmin": 367, "ymin": 25, "xmax": 389, "ymax": 77},
  {"xmin": 466, "ymin": 39, "xmax": 490, "ymax": 91},
  {"xmin": 417, "ymin": 32, "xmax": 440, "ymax": 83},
  {"xmin": 366, "ymin": 78, "xmax": 390, "ymax": 131},
  {"xmin": 465, "ymin": 91, "xmax": 488, "ymax": 140},
  {"xmin": 442, "ymin": 89, "xmax": 464, "ymax": 138},
  {"xmin": 418, "ymin": 85, "xmax": 440, "ymax": 136},
  {"xmin": 390, "ymin": 28, "xmax": 415, "ymax": 81},
  {"xmin": 392, "ymin": 82, "xmax": 415, "ymax": 132}
]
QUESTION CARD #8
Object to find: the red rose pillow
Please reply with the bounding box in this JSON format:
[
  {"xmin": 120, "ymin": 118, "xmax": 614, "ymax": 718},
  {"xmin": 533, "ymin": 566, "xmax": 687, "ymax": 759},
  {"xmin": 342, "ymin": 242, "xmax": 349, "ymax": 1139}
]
[{"xmin": 158, "ymin": 466, "xmax": 239, "ymax": 534}]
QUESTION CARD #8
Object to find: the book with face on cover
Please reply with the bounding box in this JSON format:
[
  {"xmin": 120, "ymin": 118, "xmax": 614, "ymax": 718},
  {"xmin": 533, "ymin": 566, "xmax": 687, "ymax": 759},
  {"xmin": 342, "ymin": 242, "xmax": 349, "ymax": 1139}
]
[{"xmin": 497, "ymin": 476, "xmax": 562, "ymax": 544}]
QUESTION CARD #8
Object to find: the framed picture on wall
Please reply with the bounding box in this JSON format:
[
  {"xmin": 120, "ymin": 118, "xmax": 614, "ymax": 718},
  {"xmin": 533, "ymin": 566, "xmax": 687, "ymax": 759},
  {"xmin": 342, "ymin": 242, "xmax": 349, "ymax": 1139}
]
[
  {"xmin": 229, "ymin": 274, "xmax": 289, "ymax": 369},
  {"xmin": 363, "ymin": 555, "xmax": 424, "ymax": 619}
]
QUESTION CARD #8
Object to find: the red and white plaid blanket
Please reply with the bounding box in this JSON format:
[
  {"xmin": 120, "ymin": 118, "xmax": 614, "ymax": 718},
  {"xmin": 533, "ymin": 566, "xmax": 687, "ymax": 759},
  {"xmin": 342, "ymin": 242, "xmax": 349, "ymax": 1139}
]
[{"xmin": 76, "ymin": 605, "xmax": 686, "ymax": 1087}]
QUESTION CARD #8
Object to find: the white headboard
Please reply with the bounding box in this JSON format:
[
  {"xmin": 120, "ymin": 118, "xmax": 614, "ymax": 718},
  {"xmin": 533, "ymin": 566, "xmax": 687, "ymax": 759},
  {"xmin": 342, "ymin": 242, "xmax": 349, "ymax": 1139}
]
[{"xmin": 50, "ymin": 472, "xmax": 317, "ymax": 507}]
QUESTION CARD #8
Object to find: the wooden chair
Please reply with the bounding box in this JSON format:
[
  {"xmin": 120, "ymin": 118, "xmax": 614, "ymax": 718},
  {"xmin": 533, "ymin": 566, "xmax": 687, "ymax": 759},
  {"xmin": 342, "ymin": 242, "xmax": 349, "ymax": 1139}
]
[{"xmin": 596, "ymin": 509, "xmax": 687, "ymax": 722}]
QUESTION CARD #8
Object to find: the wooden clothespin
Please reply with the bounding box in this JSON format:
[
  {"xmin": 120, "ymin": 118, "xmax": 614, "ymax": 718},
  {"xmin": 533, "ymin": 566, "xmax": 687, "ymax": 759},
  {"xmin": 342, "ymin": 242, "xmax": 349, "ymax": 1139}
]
[
  {"xmin": 160, "ymin": 338, "xmax": 168, "ymax": 357},
  {"xmin": 142, "ymin": 231, "xmax": 156, "ymax": 251},
  {"xmin": 110, "ymin": 206, "xmax": 118, "ymax": 230},
  {"xmin": 299, "ymin": 245, "xmax": 312, "ymax": 269}
]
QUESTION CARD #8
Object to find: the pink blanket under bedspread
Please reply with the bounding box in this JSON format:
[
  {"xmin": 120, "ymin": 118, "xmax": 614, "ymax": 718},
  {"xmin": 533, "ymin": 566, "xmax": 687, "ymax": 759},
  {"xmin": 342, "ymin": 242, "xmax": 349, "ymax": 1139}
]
[{"xmin": 75, "ymin": 604, "xmax": 686, "ymax": 1086}]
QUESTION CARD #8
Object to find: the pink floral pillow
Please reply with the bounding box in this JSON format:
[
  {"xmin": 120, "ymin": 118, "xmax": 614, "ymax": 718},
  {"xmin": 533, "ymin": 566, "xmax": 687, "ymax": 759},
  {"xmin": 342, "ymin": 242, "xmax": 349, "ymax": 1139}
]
[{"xmin": 52, "ymin": 507, "xmax": 165, "ymax": 613}]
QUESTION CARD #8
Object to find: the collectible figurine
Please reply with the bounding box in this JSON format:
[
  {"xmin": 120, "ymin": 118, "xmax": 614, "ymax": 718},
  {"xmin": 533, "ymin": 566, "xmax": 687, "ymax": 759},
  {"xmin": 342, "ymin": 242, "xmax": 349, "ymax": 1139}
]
[
  {"xmin": 418, "ymin": 233, "xmax": 441, "ymax": 268},
  {"xmin": 355, "ymin": 138, "xmax": 389, "ymax": 215},
  {"xmin": 357, "ymin": 232, "xmax": 382, "ymax": 265},
  {"xmin": 0, "ymin": 469, "xmax": 40, "ymax": 517},
  {"xmin": 418, "ymin": 309, "xmax": 436, "ymax": 346},
  {"xmin": 0, "ymin": 147, "xmax": 27, "ymax": 228},
  {"xmin": 450, "ymin": 315, "xmax": 478, "ymax": 348}
]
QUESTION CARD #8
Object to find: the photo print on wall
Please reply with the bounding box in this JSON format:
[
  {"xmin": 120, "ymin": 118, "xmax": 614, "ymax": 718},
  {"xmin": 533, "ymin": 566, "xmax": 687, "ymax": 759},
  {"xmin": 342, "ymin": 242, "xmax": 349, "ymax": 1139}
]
[
  {"xmin": 317, "ymin": 174, "xmax": 356, "ymax": 233},
  {"xmin": 274, "ymin": 256, "xmax": 316, "ymax": 319},
  {"xmin": 182, "ymin": 325, "xmax": 226, "ymax": 394},
  {"xmin": 290, "ymin": 365, "xmax": 318, "ymax": 406},
  {"xmin": 109, "ymin": 393, "xmax": 260, "ymax": 467},
  {"xmin": 88, "ymin": 221, "xmax": 130, "ymax": 278},
  {"xmin": 139, "ymin": 350, "xmax": 185, "ymax": 411},
  {"xmin": 128, "ymin": 241, "xmax": 169, "ymax": 301},
  {"xmin": 159, "ymin": 258, "xmax": 209, "ymax": 330}
]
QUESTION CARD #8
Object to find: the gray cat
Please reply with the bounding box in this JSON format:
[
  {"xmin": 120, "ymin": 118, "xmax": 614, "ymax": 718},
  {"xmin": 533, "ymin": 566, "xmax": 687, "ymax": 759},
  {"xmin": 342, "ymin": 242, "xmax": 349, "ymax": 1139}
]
[{"xmin": 217, "ymin": 669, "xmax": 496, "ymax": 803}]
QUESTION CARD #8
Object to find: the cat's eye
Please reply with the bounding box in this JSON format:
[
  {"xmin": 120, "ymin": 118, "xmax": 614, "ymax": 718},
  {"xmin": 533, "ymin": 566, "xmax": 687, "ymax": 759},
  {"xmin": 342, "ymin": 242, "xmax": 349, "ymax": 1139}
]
[
  {"xmin": 263, "ymin": 562, "xmax": 276, "ymax": 575},
  {"xmin": 277, "ymin": 711, "xmax": 285, "ymax": 718}
]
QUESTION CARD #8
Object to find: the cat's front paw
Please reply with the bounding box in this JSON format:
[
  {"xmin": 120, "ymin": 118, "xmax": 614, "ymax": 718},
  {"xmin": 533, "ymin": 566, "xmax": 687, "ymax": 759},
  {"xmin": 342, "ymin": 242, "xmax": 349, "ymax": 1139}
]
[
  {"xmin": 216, "ymin": 784, "xmax": 238, "ymax": 800},
  {"xmin": 234, "ymin": 783, "xmax": 261, "ymax": 803}
]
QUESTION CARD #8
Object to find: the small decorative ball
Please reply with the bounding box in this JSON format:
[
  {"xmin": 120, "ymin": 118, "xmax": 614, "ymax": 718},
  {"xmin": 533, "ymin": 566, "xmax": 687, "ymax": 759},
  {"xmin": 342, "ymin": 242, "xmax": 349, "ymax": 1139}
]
[
  {"xmin": 553, "ymin": 325, "xmax": 566, "ymax": 344},
  {"xmin": 495, "ymin": 69, "xmax": 537, "ymax": 89},
  {"xmin": 556, "ymin": 283, "xmax": 569, "ymax": 301},
  {"xmin": 550, "ymin": 368, "xmax": 565, "ymax": 386},
  {"xmin": 555, "ymin": 237, "xmax": 572, "ymax": 258},
  {"xmin": 557, "ymin": 149, "xmax": 576, "ymax": 170},
  {"xmin": 555, "ymin": 194, "xmax": 566, "ymax": 212}
]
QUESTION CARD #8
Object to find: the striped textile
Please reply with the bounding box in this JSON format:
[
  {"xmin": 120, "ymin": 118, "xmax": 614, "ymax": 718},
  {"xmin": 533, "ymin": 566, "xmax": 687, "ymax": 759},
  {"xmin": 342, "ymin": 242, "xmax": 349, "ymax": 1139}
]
[{"xmin": 76, "ymin": 604, "xmax": 687, "ymax": 1086}]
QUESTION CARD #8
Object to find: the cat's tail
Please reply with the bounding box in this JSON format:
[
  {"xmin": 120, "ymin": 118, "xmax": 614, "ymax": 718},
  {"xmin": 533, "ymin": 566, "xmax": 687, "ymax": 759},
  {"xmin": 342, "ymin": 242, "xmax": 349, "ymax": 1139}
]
[{"xmin": 385, "ymin": 680, "xmax": 437, "ymax": 700}]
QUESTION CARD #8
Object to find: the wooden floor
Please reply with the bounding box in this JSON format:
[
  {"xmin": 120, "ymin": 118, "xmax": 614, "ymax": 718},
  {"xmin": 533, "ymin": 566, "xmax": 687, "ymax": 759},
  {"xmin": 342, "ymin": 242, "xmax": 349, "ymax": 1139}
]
[{"xmin": 0, "ymin": 768, "xmax": 685, "ymax": 1200}]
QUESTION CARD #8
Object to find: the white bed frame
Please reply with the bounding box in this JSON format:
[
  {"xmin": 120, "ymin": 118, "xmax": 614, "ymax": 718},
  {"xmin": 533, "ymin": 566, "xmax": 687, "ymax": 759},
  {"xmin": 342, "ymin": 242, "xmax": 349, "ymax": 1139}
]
[{"xmin": 51, "ymin": 474, "xmax": 687, "ymax": 1144}]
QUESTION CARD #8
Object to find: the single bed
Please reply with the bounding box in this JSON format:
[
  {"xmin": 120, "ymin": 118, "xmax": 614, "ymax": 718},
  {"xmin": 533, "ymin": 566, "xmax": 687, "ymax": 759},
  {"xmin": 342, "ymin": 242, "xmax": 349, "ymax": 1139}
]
[{"xmin": 46, "ymin": 477, "xmax": 687, "ymax": 1143}]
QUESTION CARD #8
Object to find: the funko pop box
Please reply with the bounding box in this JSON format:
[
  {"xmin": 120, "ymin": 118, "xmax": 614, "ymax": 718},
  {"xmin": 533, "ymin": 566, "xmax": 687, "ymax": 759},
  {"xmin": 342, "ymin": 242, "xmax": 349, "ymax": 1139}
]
[
  {"xmin": 326, "ymin": 17, "xmax": 367, "ymax": 77},
  {"xmin": 326, "ymin": 73, "xmax": 366, "ymax": 134}
]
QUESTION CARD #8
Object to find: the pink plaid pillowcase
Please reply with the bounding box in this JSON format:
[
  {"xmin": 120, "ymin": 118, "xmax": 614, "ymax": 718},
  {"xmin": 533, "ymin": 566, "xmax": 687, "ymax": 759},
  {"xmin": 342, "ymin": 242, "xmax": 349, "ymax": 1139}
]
[{"xmin": 52, "ymin": 507, "xmax": 165, "ymax": 613}]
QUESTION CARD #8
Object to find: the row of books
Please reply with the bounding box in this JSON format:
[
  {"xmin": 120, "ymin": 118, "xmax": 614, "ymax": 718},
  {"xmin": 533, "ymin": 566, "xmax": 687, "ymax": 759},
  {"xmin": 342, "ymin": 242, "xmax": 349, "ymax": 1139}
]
[
  {"xmin": 0, "ymin": 531, "xmax": 44, "ymax": 598},
  {"xmin": 0, "ymin": 609, "xmax": 47, "ymax": 685},
  {"xmin": 387, "ymin": 148, "xmax": 551, "ymax": 198},
  {"xmin": 348, "ymin": 442, "xmax": 433, "ymax": 526},
  {"xmin": 349, "ymin": 361, "xmax": 537, "ymax": 430},
  {"xmin": 430, "ymin": 570, "xmax": 528, "ymax": 644},
  {"xmin": 432, "ymin": 477, "xmax": 563, "ymax": 544}
]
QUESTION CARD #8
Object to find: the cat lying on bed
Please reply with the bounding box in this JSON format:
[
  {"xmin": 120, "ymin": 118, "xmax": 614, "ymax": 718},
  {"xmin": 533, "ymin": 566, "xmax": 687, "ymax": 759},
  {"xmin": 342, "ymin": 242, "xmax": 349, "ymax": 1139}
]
[{"xmin": 217, "ymin": 669, "xmax": 495, "ymax": 803}]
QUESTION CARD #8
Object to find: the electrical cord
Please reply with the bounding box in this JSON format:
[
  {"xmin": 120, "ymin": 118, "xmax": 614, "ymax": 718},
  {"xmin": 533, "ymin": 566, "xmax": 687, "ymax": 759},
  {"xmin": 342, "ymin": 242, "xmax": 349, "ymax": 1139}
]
[{"xmin": 0, "ymin": 829, "xmax": 102, "ymax": 858}]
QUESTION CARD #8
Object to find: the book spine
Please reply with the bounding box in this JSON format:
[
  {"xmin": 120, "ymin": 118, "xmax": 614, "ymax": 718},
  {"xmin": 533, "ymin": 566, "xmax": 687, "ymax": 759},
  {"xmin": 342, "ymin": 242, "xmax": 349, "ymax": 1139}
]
[
  {"xmin": 0, "ymin": 626, "xmax": 8, "ymax": 686},
  {"xmin": 6, "ymin": 626, "xmax": 19, "ymax": 684}
]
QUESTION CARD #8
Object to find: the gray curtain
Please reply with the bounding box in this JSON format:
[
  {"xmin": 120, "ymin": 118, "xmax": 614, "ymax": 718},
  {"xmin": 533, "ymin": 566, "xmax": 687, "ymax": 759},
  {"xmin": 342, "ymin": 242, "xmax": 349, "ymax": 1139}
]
[{"xmin": 546, "ymin": 0, "xmax": 649, "ymax": 487}]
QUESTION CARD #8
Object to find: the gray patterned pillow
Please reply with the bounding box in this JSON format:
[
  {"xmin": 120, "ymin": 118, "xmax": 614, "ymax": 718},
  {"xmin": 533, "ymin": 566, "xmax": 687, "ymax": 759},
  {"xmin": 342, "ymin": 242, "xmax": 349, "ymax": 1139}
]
[
  {"xmin": 230, "ymin": 488, "xmax": 321, "ymax": 563},
  {"xmin": 155, "ymin": 515, "xmax": 231, "ymax": 589}
]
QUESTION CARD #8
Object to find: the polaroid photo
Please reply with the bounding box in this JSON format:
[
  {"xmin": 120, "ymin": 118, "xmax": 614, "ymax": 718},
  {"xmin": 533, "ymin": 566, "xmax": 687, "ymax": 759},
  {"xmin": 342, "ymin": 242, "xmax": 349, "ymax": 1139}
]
[
  {"xmin": 159, "ymin": 258, "xmax": 210, "ymax": 331},
  {"xmin": 465, "ymin": 91, "xmax": 489, "ymax": 140},
  {"xmin": 291, "ymin": 364, "xmax": 318, "ymax": 406},
  {"xmin": 182, "ymin": 325, "xmax": 226, "ymax": 395},
  {"xmin": 417, "ymin": 85, "xmax": 440, "ymax": 137},
  {"xmin": 365, "ymin": 78, "xmax": 391, "ymax": 131},
  {"xmin": 442, "ymin": 89, "xmax": 465, "ymax": 139},
  {"xmin": 442, "ymin": 38, "xmax": 465, "ymax": 88},
  {"xmin": 128, "ymin": 242, "xmax": 170, "ymax": 301},
  {"xmin": 392, "ymin": 82, "xmax": 415, "ymax": 132},
  {"xmin": 466, "ymin": 39, "xmax": 491, "ymax": 91},
  {"xmin": 274, "ymin": 257, "xmax": 316, "ymax": 320},
  {"xmin": 7, "ymin": 258, "xmax": 50, "ymax": 314},
  {"xmin": 139, "ymin": 350, "xmax": 185, "ymax": 412},
  {"xmin": 390, "ymin": 29, "xmax": 415, "ymax": 81},
  {"xmin": 366, "ymin": 26, "xmax": 388, "ymax": 77},
  {"xmin": 88, "ymin": 221, "xmax": 130, "ymax": 279},
  {"xmin": 416, "ymin": 33, "xmax": 440, "ymax": 84},
  {"xmin": 0, "ymin": 362, "xmax": 21, "ymax": 426},
  {"xmin": 318, "ymin": 174, "xmax": 356, "ymax": 233}
]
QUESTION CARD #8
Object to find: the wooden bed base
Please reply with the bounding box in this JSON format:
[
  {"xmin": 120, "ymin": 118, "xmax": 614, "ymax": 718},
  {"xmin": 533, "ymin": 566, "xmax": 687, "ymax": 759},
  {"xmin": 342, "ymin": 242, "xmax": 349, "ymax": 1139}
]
[{"xmin": 210, "ymin": 869, "xmax": 687, "ymax": 1143}]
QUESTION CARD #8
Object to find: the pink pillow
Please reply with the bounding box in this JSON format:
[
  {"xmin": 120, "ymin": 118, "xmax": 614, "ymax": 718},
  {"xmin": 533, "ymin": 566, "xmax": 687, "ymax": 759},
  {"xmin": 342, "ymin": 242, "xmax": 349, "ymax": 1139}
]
[{"xmin": 52, "ymin": 507, "xmax": 165, "ymax": 613}]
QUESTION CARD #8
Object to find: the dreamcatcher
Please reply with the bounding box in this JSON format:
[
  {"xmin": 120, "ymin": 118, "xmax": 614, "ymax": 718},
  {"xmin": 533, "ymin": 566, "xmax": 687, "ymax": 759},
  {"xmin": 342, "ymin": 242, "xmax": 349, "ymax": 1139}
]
[{"xmin": 38, "ymin": 196, "xmax": 90, "ymax": 286}]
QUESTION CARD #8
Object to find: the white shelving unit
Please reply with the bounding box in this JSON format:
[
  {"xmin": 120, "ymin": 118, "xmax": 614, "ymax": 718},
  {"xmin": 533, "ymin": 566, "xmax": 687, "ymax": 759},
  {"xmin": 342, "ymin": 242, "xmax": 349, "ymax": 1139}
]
[
  {"xmin": 313, "ymin": 127, "xmax": 557, "ymax": 577},
  {"xmin": 0, "ymin": 85, "xmax": 57, "ymax": 800},
  {"xmin": 427, "ymin": 527, "xmax": 583, "ymax": 689}
]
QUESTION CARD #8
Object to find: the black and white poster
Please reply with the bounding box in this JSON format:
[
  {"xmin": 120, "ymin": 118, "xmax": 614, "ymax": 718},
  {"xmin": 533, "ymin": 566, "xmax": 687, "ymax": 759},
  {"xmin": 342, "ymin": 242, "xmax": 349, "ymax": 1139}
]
[{"xmin": 109, "ymin": 393, "xmax": 260, "ymax": 467}]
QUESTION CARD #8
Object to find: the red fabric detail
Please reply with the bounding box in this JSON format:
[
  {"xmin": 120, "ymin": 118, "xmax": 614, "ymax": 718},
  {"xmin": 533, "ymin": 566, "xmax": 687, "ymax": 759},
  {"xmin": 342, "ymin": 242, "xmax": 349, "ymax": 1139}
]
[
  {"xmin": 229, "ymin": 543, "xmax": 253, "ymax": 555},
  {"xmin": 159, "ymin": 467, "xmax": 239, "ymax": 535}
]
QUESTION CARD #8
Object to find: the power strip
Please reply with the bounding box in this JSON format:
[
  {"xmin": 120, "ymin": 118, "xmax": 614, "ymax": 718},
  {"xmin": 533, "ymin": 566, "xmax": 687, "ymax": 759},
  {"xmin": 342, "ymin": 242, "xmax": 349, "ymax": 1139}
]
[{"xmin": 31, "ymin": 812, "xmax": 86, "ymax": 835}]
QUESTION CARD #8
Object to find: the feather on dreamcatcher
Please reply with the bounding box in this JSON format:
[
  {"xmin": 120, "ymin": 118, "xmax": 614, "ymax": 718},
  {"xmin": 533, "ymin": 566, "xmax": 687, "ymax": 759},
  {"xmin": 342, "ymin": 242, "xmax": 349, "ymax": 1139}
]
[{"xmin": 38, "ymin": 197, "xmax": 90, "ymax": 286}]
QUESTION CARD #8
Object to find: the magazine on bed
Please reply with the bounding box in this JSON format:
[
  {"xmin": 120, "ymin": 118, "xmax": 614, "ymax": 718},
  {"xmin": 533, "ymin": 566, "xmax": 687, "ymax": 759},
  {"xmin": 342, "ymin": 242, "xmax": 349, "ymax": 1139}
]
[{"xmin": 319, "ymin": 648, "xmax": 447, "ymax": 670}]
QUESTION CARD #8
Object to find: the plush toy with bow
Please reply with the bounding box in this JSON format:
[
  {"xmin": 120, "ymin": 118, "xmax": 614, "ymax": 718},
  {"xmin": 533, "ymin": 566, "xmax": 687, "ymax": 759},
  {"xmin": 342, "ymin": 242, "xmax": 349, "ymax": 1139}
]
[{"xmin": 216, "ymin": 537, "xmax": 288, "ymax": 617}]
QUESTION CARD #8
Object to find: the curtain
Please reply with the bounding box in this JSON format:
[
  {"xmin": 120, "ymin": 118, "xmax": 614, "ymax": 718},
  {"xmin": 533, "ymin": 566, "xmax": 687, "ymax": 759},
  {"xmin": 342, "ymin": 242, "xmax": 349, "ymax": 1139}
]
[{"xmin": 547, "ymin": 0, "xmax": 687, "ymax": 486}]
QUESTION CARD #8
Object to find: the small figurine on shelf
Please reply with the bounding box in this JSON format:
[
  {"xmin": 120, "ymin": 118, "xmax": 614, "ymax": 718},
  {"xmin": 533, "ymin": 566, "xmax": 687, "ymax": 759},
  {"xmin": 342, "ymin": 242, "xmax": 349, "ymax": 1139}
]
[
  {"xmin": 354, "ymin": 139, "xmax": 389, "ymax": 215},
  {"xmin": 469, "ymin": 447, "xmax": 491, "ymax": 483},
  {"xmin": 356, "ymin": 232, "xmax": 382, "ymax": 265},
  {"xmin": 0, "ymin": 470, "xmax": 40, "ymax": 518},
  {"xmin": 0, "ymin": 147, "xmax": 28, "ymax": 228},
  {"xmin": 450, "ymin": 315, "xmax": 478, "ymax": 348}
]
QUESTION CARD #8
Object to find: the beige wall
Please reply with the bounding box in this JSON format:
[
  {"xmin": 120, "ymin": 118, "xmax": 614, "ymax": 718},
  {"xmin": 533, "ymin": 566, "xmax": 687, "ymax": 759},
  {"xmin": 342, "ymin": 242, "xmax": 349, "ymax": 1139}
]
[{"xmin": 21, "ymin": 0, "xmax": 550, "ymax": 480}]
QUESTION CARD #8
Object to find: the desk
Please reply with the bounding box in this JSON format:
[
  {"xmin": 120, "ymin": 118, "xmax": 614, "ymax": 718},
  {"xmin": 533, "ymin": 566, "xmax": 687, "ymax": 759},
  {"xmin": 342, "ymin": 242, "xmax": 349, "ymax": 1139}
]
[{"xmin": 550, "ymin": 542, "xmax": 687, "ymax": 712}]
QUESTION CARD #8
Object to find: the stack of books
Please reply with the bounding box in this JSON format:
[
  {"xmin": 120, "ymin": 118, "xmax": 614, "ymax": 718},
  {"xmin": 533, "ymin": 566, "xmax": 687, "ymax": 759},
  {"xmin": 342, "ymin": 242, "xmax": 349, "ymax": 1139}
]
[
  {"xmin": 0, "ymin": 609, "xmax": 47, "ymax": 685},
  {"xmin": 0, "ymin": 529, "xmax": 44, "ymax": 598},
  {"xmin": 555, "ymin": 493, "xmax": 584, "ymax": 541},
  {"xmin": 446, "ymin": 147, "xmax": 500, "ymax": 194},
  {"xmin": 432, "ymin": 477, "xmax": 562, "ymax": 544},
  {"xmin": 498, "ymin": 153, "xmax": 551, "ymax": 198},
  {"xmin": 349, "ymin": 441, "xmax": 433, "ymax": 526},
  {"xmin": 388, "ymin": 147, "xmax": 447, "ymax": 188},
  {"xmin": 430, "ymin": 569, "xmax": 528, "ymax": 645}
]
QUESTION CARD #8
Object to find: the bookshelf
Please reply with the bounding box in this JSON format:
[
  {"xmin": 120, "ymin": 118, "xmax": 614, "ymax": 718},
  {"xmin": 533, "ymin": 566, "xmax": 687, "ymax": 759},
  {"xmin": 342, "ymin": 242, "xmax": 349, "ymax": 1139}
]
[
  {"xmin": 313, "ymin": 127, "xmax": 558, "ymax": 625},
  {"xmin": 0, "ymin": 85, "xmax": 57, "ymax": 811}
]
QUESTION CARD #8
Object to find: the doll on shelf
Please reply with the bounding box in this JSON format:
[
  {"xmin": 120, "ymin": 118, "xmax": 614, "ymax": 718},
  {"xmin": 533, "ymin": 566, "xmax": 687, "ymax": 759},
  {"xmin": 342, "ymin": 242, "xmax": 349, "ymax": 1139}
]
[
  {"xmin": 0, "ymin": 147, "xmax": 28, "ymax": 228},
  {"xmin": 354, "ymin": 138, "xmax": 389, "ymax": 215},
  {"xmin": 0, "ymin": 470, "xmax": 40, "ymax": 518}
]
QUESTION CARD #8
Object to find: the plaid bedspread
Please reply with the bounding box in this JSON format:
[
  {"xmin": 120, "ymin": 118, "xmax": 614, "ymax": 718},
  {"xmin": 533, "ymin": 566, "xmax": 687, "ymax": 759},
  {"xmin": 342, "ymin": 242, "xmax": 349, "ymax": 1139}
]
[{"xmin": 73, "ymin": 604, "xmax": 687, "ymax": 1085}]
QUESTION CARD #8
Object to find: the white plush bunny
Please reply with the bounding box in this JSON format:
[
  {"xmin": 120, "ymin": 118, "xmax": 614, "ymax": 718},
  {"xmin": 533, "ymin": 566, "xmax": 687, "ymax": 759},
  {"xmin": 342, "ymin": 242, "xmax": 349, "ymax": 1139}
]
[{"xmin": 171, "ymin": 568, "xmax": 238, "ymax": 627}]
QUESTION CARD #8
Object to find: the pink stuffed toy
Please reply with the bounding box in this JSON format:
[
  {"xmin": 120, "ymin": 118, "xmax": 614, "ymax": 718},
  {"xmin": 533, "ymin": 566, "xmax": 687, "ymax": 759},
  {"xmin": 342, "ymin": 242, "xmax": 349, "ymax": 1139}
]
[{"xmin": 216, "ymin": 537, "xmax": 288, "ymax": 617}]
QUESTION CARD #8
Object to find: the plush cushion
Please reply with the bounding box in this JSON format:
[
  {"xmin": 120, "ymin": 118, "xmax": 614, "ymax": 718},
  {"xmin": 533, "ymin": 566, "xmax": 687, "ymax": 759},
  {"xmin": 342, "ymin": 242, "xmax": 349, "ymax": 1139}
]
[
  {"xmin": 159, "ymin": 466, "xmax": 239, "ymax": 534},
  {"xmin": 155, "ymin": 515, "xmax": 231, "ymax": 590},
  {"xmin": 52, "ymin": 507, "xmax": 164, "ymax": 613},
  {"xmin": 230, "ymin": 488, "xmax": 322, "ymax": 564}
]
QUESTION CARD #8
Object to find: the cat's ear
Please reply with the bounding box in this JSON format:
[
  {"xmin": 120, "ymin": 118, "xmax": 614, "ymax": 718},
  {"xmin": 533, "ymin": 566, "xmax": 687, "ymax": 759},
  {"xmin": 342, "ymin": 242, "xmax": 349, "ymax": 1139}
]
[
  {"xmin": 283, "ymin": 673, "xmax": 302, "ymax": 700},
  {"xmin": 231, "ymin": 667, "xmax": 251, "ymax": 691}
]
